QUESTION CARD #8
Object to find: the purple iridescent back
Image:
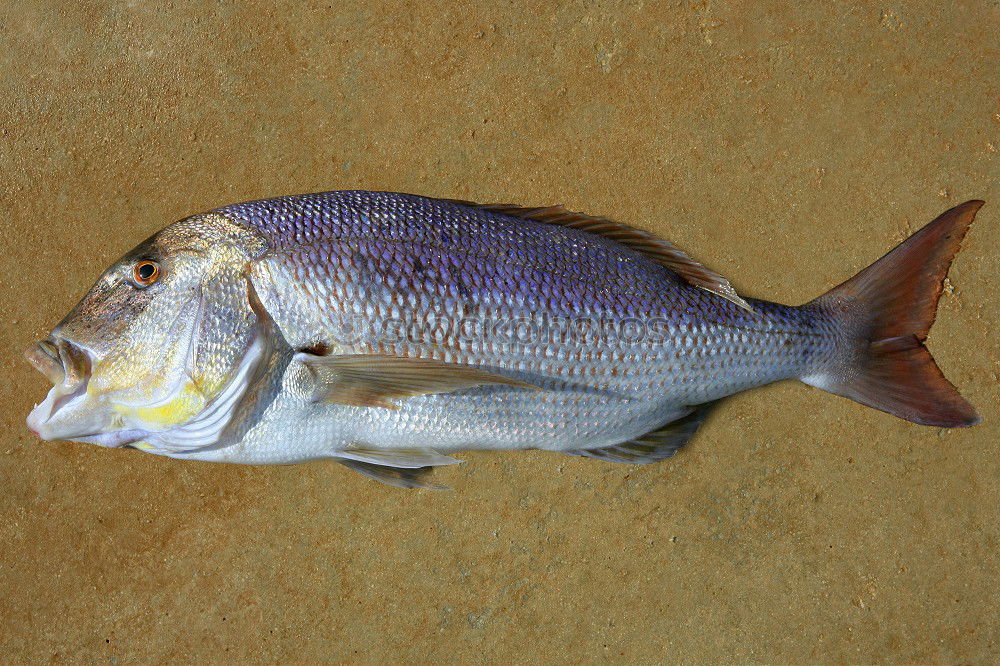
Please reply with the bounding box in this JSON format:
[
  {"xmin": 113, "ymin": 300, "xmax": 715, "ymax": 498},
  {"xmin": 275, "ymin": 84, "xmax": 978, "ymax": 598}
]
[{"xmin": 220, "ymin": 190, "xmax": 781, "ymax": 321}]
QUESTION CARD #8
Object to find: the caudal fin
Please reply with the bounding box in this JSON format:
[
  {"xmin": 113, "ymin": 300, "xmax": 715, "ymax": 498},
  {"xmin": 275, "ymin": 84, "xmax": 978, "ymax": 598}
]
[{"xmin": 804, "ymin": 200, "xmax": 983, "ymax": 427}]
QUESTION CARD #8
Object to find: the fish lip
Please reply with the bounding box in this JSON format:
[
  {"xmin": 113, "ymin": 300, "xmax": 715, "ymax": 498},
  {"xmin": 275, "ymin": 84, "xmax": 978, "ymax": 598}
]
[
  {"xmin": 26, "ymin": 378, "xmax": 89, "ymax": 440},
  {"xmin": 56, "ymin": 337, "xmax": 93, "ymax": 388},
  {"xmin": 24, "ymin": 338, "xmax": 64, "ymax": 385},
  {"xmin": 24, "ymin": 336, "xmax": 92, "ymax": 388}
]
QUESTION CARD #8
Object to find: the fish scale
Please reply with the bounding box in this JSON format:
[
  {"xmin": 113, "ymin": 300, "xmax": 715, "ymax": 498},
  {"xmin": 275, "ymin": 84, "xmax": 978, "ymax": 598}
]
[{"xmin": 202, "ymin": 191, "xmax": 834, "ymax": 461}]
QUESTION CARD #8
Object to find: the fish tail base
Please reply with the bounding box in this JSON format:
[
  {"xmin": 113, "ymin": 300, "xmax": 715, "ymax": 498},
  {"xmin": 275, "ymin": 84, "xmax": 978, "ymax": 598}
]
[{"xmin": 802, "ymin": 200, "xmax": 983, "ymax": 428}]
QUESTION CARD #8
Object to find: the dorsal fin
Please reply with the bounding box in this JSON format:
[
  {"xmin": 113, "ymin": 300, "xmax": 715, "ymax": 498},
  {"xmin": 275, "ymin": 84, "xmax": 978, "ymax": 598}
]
[{"xmin": 446, "ymin": 199, "xmax": 753, "ymax": 312}]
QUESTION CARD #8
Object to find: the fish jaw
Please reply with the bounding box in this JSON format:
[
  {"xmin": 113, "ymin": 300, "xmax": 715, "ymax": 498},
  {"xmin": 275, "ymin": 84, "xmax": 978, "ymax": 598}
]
[
  {"xmin": 24, "ymin": 329, "xmax": 218, "ymax": 448},
  {"xmin": 24, "ymin": 336, "xmax": 129, "ymax": 445}
]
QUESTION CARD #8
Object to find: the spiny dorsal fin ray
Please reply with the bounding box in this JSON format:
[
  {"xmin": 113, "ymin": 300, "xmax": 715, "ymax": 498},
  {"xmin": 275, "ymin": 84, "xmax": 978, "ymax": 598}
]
[
  {"xmin": 446, "ymin": 200, "xmax": 753, "ymax": 312},
  {"xmin": 295, "ymin": 352, "xmax": 540, "ymax": 409},
  {"xmin": 564, "ymin": 402, "xmax": 716, "ymax": 464}
]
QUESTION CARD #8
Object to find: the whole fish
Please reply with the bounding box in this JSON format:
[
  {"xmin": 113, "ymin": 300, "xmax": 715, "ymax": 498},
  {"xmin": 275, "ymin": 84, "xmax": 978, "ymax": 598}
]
[{"xmin": 25, "ymin": 192, "xmax": 982, "ymax": 488}]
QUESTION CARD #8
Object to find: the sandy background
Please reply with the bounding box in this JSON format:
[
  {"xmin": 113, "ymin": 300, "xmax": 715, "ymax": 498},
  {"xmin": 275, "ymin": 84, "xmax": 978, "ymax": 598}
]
[{"xmin": 1, "ymin": 1, "xmax": 997, "ymax": 663}]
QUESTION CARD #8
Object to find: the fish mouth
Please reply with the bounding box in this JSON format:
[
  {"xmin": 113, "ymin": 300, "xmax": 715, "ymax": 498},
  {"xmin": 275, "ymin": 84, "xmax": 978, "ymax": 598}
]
[{"xmin": 25, "ymin": 336, "xmax": 105, "ymax": 441}]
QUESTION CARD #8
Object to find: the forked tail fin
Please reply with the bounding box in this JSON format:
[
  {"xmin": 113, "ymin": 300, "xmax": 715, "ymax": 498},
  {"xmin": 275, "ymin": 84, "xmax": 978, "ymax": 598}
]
[{"xmin": 804, "ymin": 200, "xmax": 983, "ymax": 427}]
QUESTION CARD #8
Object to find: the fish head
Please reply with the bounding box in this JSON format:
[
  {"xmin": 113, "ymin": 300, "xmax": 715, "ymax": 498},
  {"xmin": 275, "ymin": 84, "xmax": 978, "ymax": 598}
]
[{"xmin": 26, "ymin": 213, "xmax": 270, "ymax": 448}]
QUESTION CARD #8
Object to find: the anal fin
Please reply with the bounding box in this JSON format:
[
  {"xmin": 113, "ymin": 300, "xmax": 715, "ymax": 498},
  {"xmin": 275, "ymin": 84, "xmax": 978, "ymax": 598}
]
[
  {"xmin": 337, "ymin": 445, "xmax": 462, "ymax": 468},
  {"xmin": 334, "ymin": 445, "xmax": 461, "ymax": 489},
  {"xmin": 338, "ymin": 459, "xmax": 446, "ymax": 490},
  {"xmin": 564, "ymin": 403, "xmax": 715, "ymax": 464}
]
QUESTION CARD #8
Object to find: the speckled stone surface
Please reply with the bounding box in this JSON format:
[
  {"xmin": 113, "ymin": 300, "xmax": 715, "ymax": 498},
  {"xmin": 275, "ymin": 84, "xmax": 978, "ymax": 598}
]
[{"xmin": 1, "ymin": 2, "xmax": 996, "ymax": 663}]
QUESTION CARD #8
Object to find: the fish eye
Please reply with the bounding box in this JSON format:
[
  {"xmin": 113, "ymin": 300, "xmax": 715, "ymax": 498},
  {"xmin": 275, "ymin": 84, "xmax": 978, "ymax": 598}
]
[{"xmin": 132, "ymin": 260, "xmax": 160, "ymax": 287}]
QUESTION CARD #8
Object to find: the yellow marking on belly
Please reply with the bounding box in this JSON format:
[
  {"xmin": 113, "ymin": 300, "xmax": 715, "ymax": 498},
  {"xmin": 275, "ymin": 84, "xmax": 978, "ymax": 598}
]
[{"xmin": 114, "ymin": 381, "xmax": 206, "ymax": 428}]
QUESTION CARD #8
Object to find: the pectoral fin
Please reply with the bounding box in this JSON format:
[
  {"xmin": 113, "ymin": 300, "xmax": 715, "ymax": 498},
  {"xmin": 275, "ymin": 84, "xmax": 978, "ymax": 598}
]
[
  {"xmin": 296, "ymin": 353, "xmax": 540, "ymax": 408},
  {"xmin": 564, "ymin": 402, "xmax": 716, "ymax": 464}
]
